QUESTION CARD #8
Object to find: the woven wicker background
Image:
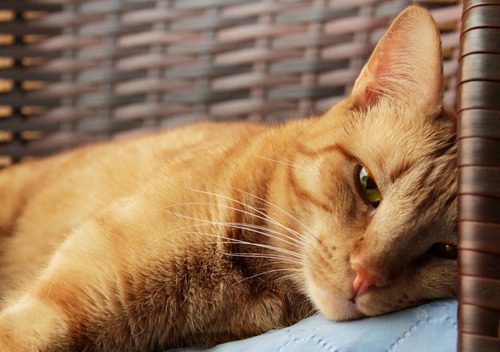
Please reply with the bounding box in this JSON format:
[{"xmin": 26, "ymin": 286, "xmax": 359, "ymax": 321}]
[
  {"xmin": 0, "ymin": 0, "xmax": 461, "ymax": 167},
  {"xmin": 458, "ymin": 0, "xmax": 500, "ymax": 351}
]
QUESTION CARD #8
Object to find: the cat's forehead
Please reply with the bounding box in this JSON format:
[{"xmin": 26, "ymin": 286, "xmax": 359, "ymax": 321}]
[
  {"xmin": 303, "ymin": 101, "xmax": 456, "ymax": 189},
  {"xmin": 344, "ymin": 103, "xmax": 456, "ymax": 182}
]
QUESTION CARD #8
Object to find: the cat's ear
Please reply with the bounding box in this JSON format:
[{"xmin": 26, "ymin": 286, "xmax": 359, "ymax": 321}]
[{"xmin": 349, "ymin": 6, "xmax": 443, "ymax": 115}]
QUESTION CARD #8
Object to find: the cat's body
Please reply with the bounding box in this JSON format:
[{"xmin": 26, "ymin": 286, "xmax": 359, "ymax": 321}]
[
  {"xmin": 0, "ymin": 6, "xmax": 457, "ymax": 351},
  {"xmin": 0, "ymin": 121, "xmax": 313, "ymax": 349}
]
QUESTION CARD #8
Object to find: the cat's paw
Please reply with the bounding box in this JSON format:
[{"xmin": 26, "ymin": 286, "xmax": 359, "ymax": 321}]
[
  {"xmin": 0, "ymin": 326, "xmax": 26, "ymax": 352},
  {"xmin": 0, "ymin": 294, "xmax": 70, "ymax": 352}
]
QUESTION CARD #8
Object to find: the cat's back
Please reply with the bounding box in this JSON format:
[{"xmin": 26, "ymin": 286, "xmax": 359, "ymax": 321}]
[
  {"xmin": 1, "ymin": 120, "xmax": 266, "ymax": 199},
  {"xmin": 24, "ymin": 120, "xmax": 265, "ymax": 176},
  {"xmin": 1, "ymin": 120, "xmax": 267, "ymax": 229}
]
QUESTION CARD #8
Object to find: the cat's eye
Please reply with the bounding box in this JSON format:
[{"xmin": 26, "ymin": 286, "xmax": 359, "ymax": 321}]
[
  {"xmin": 429, "ymin": 243, "xmax": 457, "ymax": 260},
  {"xmin": 356, "ymin": 165, "xmax": 381, "ymax": 208}
]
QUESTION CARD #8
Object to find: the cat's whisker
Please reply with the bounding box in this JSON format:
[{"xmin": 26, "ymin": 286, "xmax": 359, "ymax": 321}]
[
  {"xmin": 140, "ymin": 219, "xmax": 299, "ymax": 262},
  {"xmin": 186, "ymin": 231, "xmax": 302, "ymax": 259},
  {"xmin": 245, "ymin": 195, "xmax": 320, "ymax": 243},
  {"xmin": 222, "ymin": 249, "xmax": 303, "ymax": 262},
  {"xmin": 188, "ymin": 188, "xmax": 309, "ymax": 243},
  {"xmin": 187, "ymin": 188, "xmax": 306, "ymax": 241},
  {"xmin": 161, "ymin": 201, "xmax": 304, "ymax": 247},
  {"xmin": 275, "ymin": 271, "xmax": 302, "ymax": 280},
  {"xmin": 205, "ymin": 239, "xmax": 304, "ymax": 262},
  {"xmin": 224, "ymin": 222, "xmax": 302, "ymax": 249},
  {"xmin": 206, "ymin": 243, "xmax": 303, "ymax": 267},
  {"xmin": 273, "ymin": 272, "xmax": 303, "ymax": 285},
  {"xmin": 237, "ymin": 268, "xmax": 303, "ymax": 283},
  {"xmin": 166, "ymin": 211, "xmax": 303, "ymax": 256},
  {"xmin": 223, "ymin": 252, "xmax": 302, "ymax": 266},
  {"xmin": 218, "ymin": 185, "xmax": 320, "ymax": 243}
]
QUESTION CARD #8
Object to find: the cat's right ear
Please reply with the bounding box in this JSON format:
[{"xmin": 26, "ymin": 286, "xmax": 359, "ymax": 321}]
[{"xmin": 348, "ymin": 6, "xmax": 443, "ymax": 116}]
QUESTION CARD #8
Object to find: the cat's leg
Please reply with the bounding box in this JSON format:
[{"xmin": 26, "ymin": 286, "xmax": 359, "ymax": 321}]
[
  {"xmin": 0, "ymin": 218, "xmax": 124, "ymax": 351},
  {"xmin": 0, "ymin": 294, "xmax": 69, "ymax": 351},
  {"xmin": 0, "ymin": 196, "xmax": 181, "ymax": 351}
]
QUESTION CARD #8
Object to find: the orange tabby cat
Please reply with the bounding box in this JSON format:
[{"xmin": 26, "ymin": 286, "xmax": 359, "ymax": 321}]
[{"xmin": 0, "ymin": 6, "xmax": 456, "ymax": 351}]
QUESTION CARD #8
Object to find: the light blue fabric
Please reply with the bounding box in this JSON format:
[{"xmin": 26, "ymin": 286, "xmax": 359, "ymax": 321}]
[{"xmin": 177, "ymin": 300, "xmax": 457, "ymax": 352}]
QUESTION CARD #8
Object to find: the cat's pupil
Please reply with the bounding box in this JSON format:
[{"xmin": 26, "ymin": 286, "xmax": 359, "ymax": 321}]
[
  {"xmin": 357, "ymin": 165, "xmax": 381, "ymax": 208},
  {"xmin": 429, "ymin": 243, "xmax": 457, "ymax": 260},
  {"xmin": 364, "ymin": 176, "xmax": 377, "ymax": 190}
]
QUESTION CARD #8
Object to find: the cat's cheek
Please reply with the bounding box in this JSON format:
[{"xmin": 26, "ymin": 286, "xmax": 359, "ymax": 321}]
[{"xmin": 304, "ymin": 273, "xmax": 363, "ymax": 321}]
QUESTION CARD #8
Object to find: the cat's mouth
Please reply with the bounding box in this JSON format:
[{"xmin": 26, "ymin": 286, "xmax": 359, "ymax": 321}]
[{"xmin": 305, "ymin": 275, "xmax": 364, "ymax": 321}]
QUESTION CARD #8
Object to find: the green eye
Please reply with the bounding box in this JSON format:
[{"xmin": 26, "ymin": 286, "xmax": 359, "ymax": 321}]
[
  {"xmin": 356, "ymin": 165, "xmax": 381, "ymax": 208},
  {"xmin": 429, "ymin": 243, "xmax": 457, "ymax": 260}
]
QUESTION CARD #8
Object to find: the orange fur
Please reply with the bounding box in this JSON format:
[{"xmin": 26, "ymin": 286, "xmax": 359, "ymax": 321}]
[{"xmin": 0, "ymin": 6, "xmax": 457, "ymax": 351}]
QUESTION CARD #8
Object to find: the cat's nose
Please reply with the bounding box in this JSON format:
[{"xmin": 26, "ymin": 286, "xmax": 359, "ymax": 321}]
[{"xmin": 350, "ymin": 261, "xmax": 385, "ymax": 299}]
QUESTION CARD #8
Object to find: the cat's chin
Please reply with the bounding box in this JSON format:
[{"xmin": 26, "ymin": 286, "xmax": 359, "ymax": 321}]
[{"xmin": 305, "ymin": 277, "xmax": 364, "ymax": 321}]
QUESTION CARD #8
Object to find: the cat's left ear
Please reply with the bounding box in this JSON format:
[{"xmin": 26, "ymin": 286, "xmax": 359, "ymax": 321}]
[{"xmin": 349, "ymin": 6, "xmax": 443, "ymax": 115}]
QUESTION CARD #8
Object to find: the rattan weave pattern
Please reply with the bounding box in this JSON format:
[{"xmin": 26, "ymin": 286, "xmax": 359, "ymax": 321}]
[
  {"xmin": 458, "ymin": 0, "xmax": 500, "ymax": 351},
  {"xmin": 0, "ymin": 0, "xmax": 461, "ymax": 165}
]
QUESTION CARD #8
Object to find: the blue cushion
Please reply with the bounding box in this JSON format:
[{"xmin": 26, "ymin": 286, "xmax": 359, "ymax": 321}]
[{"xmin": 178, "ymin": 300, "xmax": 457, "ymax": 352}]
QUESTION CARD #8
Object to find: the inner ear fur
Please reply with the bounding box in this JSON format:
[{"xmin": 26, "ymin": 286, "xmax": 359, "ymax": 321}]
[{"xmin": 349, "ymin": 5, "xmax": 443, "ymax": 116}]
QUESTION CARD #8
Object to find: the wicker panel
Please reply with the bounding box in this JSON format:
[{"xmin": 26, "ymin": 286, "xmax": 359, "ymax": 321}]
[
  {"xmin": 0, "ymin": 0, "xmax": 461, "ymax": 164},
  {"xmin": 458, "ymin": 0, "xmax": 500, "ymax": 351},
  {"xmin": 0, "ymin": 2, "xmax": 62, "ymax": 166}
]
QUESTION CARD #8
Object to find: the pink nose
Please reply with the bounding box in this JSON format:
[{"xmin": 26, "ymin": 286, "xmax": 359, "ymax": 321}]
[{"xmin": 350, "ymin": 261, "xmax": 384, "ymax": 299}]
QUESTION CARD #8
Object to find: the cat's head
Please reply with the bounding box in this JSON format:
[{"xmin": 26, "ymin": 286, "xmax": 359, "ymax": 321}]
[{"xmin": 272, "ymin": 6, "xmax": 457, "ymax": 320}]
